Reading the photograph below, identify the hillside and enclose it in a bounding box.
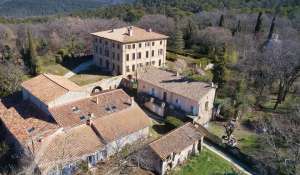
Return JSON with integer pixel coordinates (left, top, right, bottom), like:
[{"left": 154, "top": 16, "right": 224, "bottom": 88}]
[{"left": 0, "top": 0, "right": 132, "bottom": 17}]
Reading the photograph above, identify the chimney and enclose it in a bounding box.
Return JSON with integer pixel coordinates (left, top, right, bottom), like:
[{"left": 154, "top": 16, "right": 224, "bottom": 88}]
[
  {"left": 147, "top": 28, "right": 152, "bottom": 32},
  {"left": 111, "top": 28, "right": 115, "bottom": 32},
  {"left": 211, "top": 82, "right": 214, "bottom": 88},
  {"left": 86, "top": 119, "right": 91, "bottom": 126},
  {"left": 128, "top": 26, "right": 133, "bottom": 36},
  {"left": 96, "top": 97, "right": 99, "bottom": 104},
  {"left": 176, "top": 72, "right": 179, "bottom": 77},
  {"left": 130, "top": 97, "right": 135, "bottom": 106}
]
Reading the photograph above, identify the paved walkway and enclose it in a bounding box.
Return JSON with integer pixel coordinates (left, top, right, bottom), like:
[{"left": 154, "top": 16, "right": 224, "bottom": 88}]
[
  {"left": 63, "top": 60, "right": 93, "bottom": 78},
  {"left": 203, "top": 141, "right": 254, "bottom": 175}
]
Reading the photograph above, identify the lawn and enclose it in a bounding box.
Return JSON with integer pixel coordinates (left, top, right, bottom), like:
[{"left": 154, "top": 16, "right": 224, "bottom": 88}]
[
  {"left": 171, "top": 148, "right": 244, "bottom": 175},
  {"left": 40, "top": 63, "right": 70, "bottom": 76},
  {"left": 207, "top": 122, "right": 262, "bottom": 156},
  {"left": 69, "top": 65, "right": 112, "bottom": 86}
]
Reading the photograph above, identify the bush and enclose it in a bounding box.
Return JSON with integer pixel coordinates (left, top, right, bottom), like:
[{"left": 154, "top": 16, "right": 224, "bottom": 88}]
[{"left": 165, "top": 116, "right": 184, "bottom": 128}]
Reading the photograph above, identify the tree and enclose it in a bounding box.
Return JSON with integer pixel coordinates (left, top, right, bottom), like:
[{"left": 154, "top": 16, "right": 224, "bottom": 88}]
[
  {"left": 267, "top": 17, "right": 276, "bottom": 40},
  {"left": 260, "top": 106, "right": 300, "bottom": 174},
  {"left": 212, "top": 46, "right": 226, "bottom": 87},
  {"left": 219, "top": 14, "right": 224, "bottom": 27},
  {"left": 27, "top": 30, "right": 39, "bottom": 75},
  {"left": 254, "top": 12, "right": 263, "bottom": 35},
  {"left": 0, "top": 60, "right": 24, "bottom": 97},
  {"left": 171, "top": 28, "right": 185, "bottom": 52}
]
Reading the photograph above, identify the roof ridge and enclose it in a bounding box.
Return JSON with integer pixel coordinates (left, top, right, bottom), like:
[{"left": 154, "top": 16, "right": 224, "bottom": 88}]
[
  {"left": 149, "top": 122, "right": 192, "bottom": 146},
  {"left": 42, "top": 74, "right": 70, "bottom": 91}
]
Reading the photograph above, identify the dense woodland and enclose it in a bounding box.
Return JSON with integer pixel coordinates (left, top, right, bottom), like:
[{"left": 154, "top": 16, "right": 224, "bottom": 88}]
[{"left": 0, "top": 0, "right": 299, "bottom": 174}]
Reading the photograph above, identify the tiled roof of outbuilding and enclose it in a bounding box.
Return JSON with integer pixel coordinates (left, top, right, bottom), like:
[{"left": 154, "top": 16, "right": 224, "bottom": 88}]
[{"left": 149, "top": 122, "right": 203, "bottom": 160}]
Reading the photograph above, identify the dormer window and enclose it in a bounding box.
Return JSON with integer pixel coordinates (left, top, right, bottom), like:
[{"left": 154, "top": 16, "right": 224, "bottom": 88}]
[{"left": 72, "top": 106, "right": 80, "bottom": 113}]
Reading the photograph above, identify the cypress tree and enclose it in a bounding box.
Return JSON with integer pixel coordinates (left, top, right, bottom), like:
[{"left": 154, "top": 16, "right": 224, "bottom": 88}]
[
  {"left": 268, "top": 17, "right": 276, "bottom": 40},
  {"left": 27, "top": 30, "right": 38, "bottom": 75},
  {"left": 172, "top": 28, "right": 185, "bottom": 52},
  {"left": 254, "top": 12, "right": 263, "bottom": 34},
  {"left": 219, "top": 14, "right": 224, "bottom": 27}
]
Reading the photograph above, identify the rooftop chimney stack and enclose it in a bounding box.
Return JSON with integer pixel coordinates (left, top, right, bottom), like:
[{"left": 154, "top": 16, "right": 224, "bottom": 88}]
[
  {"left": 128, "top": 26, "right": 133, "bottom": 36},
  {"left": 147, "top": 28, "right": 152, "bottom": 32},
  {"left": 96, "top": 97, "right": 99, "bottom": 104},
  {"left": 130, "top": 97, "right": 135, "bottom": 106}
]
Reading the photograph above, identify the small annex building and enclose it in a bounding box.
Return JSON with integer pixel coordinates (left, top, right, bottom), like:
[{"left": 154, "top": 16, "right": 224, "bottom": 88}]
[{"left": 148, "top": 123, "right": 203, "bottom": 175}]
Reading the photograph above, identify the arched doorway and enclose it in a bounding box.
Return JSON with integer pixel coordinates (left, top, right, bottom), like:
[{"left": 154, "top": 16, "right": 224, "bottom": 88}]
[{"left": 91, "top": 86, "right": 103, "bottom": 95}]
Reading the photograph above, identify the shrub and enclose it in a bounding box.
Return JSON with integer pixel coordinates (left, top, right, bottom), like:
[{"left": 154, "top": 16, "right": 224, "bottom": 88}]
[{"left": 165, "top": 116, "right": 184, "bottom": 128}]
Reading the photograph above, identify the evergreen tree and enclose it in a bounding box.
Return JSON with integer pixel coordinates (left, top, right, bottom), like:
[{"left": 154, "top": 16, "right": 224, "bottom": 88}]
[
  {"left": 254, "top": 12, "right": 263, "bottom": 34},
  {"left": 219, "top": 14, "right": 224, "bottom": 27},
  {"left": 27, "top": 30, "right": 38, "bottom": 75},
  {"left": 171, "top": 28, "right": 185, "bottom": 52},
  {"left": 268, "top": 17, "right": 276, "bottom": 40},
  {"left": 212, "top": 46, "right": 226, "bottom": 87}
]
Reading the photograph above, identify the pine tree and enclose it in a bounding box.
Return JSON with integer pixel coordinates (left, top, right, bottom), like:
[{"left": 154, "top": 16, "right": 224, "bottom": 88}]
[
  {"left": 254, "top": 12, "right": 263, "bottom": 34},
  {"left": 268, "top": 17, "right": 276, "bottom": 40},
  {"left": 219, "top": 14, "right": 224, "bottom": 27},
  {"left": 27, "top": 30, "right": 38, "bottom": 75}
]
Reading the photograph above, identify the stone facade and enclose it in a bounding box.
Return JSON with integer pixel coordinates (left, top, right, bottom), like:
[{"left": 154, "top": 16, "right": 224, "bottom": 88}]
[
  {"left": 138, "top": 80, "right": 216, "bottom": 124},
  {"left": 91, "top": 27, "right": 168, "bottom": 76}
]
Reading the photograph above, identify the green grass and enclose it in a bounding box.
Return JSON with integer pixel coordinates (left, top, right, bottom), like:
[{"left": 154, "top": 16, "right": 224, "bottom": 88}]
[
  {"left": 207, "top": 122, "right": 262, "bottom": 156},
  {"left": 171, "top": 148, "right": 244, "bottom": 175},
  {"left": 69, "top": 65, "right": 112, "bottom": 86},
  {"left": 40, "top": 63, "right": 70, "bottom": 76}
]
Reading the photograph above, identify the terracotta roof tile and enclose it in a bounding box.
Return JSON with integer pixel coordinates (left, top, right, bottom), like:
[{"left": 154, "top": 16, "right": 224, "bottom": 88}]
[
  {"left": 21, "top": 74, "right": 80, "bottom": 104},
  {"left": 91, "top": 104, "right": 151, "bottom": 143},
  {"left": 91, "top": 26, "right": 168, "bottom": 43},
  {"left": 138, "top": 67, "right": 214, "bottom": 101},
  {"left": 149, "top": 123, "right": 203, "bottom": 160},
  {"left": 37, "top": 125, "right": 104, "bottom": 170},
  {"left": 49, "top": 89, "right": 132, "bottom": 128}
]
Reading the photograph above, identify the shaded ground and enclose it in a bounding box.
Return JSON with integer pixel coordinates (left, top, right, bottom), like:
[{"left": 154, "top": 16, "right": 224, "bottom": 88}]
[{"left": 69, "top": 65, "right": 112, "bottom": 86}]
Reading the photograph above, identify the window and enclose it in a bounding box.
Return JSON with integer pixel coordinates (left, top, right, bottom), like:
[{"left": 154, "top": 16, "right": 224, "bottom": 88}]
[
  {"left": 132, "top": 53, "right": 136, "bottom": 60},
  {"left": 151, "top": 61, "right": 155, "bottom": 65},
  {"left": 99, "top": 58, "right": 102, "bottom": 66},
  {"left": 99, "top": 39, "right": 102, "bottom": 44},
  {"left": 145, "top": 42, "right": 150, "bottom": 47},
  {"left": 99, "top": 47, "right": 103, "bottom": 55},
  {"left": 138, "top": 52, "right": 142, "bottom": 59},
  {"left": 132, "top": 44, "right": 135, "bottom": 49},
  {"left": 132, "top": 65, "right": 135, "bottom": 72},
  {"left": 117, "top": 53, "right": 120, "bottom": 61},
  {"left": 146, "top": 62, "right": 149, "bottom": 66},
  {"left": 151, "top": 88, "right": 155, "bottom": 96},
  {"left": 152, "top": 50, "right": 155, "bottom": 57},
  {"left": 191, "top": 106, "right": 194, "bottom": 113},
  {"left": 139, "top": 43, "right": 142, "bottom": 48},
  {"left": 105, "top": 41, "right": 108, "bottom": 45},
  {"left": 159, "top": 59, "right": 161, "bottom": 66},
  {"left": 158, "top": 49, "right": 163, "bottom": 55},
  {"left": 105, "top": 49, "right": 109, "bottom": 57},
  {"left": 205, "top": 101, "right": 209, "bottom": 111},
  {"left": 126, "top": 66, "right": 130, "bottom": 72},
  {"left": 117, "top": 44, "right": 120, "bottom": 49},
  {"left": 112, "top": 52, "right": 115, "bottom": 60},
  {"left": 160, "top": 40, "right": 162, "bottom": 45},
  {"left": 127, "top": 45, "right": 131, "bottom": 49},
  {"left": 146, "top": 51, "right": 149, "bottom": 58},
  {"left": 126, "top": 54, "right": 129, "bottom": 61},
  {"left": 112, "top": 43, "right": 115, "bottom": 48},
  {"left": 152, "top": 42, "right": 155, "bottom": 46}
]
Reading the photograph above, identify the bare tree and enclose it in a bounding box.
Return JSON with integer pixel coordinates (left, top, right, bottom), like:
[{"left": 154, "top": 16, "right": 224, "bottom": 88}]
[{"left": 260, "top": 106, "right": 300, "bottom": 174}]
